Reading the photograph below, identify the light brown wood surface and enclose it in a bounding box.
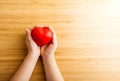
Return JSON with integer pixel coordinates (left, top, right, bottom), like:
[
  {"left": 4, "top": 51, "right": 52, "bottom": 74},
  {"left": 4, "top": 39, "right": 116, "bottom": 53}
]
[{"left": 0, "top": 0, "right": 120, "bottom": 81}]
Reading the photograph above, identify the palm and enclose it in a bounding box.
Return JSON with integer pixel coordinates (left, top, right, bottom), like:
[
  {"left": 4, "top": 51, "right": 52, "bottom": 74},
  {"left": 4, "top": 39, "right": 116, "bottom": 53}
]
[{"left": 40, "top": 44, "right": 56, "bottom": 56}]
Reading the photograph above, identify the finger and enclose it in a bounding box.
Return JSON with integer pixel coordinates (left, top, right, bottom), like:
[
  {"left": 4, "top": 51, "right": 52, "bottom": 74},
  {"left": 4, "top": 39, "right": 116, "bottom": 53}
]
[
  {"left": 39, "top": 25, "right": 44, "bottom": 28},
  {"left": 48, "top": 26, "right": 57, "bottom": 46},
  {"left": 48, "top": 26, "right": 55, "bottom": 33},
  {"left": 26, "top": 28, "right": 30, "bottom": 36},
  {"left": 35, "top": 24, "right": 40, "bottom": 28},
  {"left": 25, "top": 29, "right": 29, "bottom": 41},
  {"left": 35, "top": 24, "right": 44, "bottom": 28},
  {"left": 26, "top": 29, "right": 33, "bottom": 41},
  {"left": 25, "top": 29, "right": 29, "bottom": 47},
  {"left": 52, "top": 33, "right": 57, "bottom": 46},
  {"left": 41, "top": 44, "right": 48, "bottom": 50}
]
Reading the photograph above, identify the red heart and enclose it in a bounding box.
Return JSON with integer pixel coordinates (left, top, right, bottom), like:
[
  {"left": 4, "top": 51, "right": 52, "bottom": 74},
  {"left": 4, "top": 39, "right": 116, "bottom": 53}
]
[{"left": 31, "top": 25, "right": 53, "bottom": 46}]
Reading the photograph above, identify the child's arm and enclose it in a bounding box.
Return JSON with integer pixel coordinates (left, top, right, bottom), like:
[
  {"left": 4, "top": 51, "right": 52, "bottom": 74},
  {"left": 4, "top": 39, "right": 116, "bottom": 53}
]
[
  {"left": 40, "top": 27, "right": 64, "bottom": 81},
  {"left": 42, "top": 54, "right": 64, "bottom": 81},
  {"left": 10, "top": 29, "right": 40, "bottom": 81}
]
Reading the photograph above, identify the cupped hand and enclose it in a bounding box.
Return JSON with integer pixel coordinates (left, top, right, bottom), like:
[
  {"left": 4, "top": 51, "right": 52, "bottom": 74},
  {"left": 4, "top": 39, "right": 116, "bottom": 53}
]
[
  {"left": 26, "top": 29, "right": 40, "bottom": 56},
  {"left": 40, "top": 27, "right": 57, "bottom": 58}
]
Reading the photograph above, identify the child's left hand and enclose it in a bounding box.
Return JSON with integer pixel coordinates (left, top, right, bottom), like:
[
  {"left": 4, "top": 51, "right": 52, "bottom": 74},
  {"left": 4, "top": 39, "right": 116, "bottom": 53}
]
[{"left": 26, "top": 29, "right": 40, "bottom": 56}]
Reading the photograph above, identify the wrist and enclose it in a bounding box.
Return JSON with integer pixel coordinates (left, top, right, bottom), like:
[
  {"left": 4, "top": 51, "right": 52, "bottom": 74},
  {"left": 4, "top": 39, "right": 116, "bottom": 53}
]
[
  {"left": 42, "top": 54, "right": 56, "bottom": 67},
  {"left": 42, "top": 53, "right": 55, "bottom": 61}
]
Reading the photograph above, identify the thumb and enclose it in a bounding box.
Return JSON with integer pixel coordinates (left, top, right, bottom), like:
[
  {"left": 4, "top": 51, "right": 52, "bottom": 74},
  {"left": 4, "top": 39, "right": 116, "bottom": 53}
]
[{"left": 26, "top": 29, "right": 32, "bottom": 41}]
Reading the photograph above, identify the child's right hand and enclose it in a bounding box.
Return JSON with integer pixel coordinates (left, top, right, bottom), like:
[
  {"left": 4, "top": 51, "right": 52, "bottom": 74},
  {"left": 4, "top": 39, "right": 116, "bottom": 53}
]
[{"left": 40, "top": 27, "right": 57, "bottom": 58}]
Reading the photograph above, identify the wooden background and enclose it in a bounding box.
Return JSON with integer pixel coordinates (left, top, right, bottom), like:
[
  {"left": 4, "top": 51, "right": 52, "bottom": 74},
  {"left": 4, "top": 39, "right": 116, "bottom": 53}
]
[{"left": 0, "top": 0, "right": 120, "bottom": 81}]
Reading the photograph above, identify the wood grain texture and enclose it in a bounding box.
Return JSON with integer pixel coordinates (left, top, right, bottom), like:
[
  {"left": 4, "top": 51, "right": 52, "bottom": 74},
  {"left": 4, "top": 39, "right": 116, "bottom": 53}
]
[{"left": 0, "top": 0, "right": 120, "bottom": 81}]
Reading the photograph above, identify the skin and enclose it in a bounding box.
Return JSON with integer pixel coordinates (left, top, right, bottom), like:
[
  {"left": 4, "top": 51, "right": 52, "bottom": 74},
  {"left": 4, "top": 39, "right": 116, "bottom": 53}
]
[{"left": 10, "top": 27, "right": 64, "bottom": 81}]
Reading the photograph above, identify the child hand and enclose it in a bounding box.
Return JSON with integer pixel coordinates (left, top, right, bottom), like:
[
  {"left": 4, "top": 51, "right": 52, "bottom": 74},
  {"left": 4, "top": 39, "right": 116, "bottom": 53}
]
[
  {"left": 26, "top": 29, "right": 40, "bottom": 56},
  {"left": 40, "top": 27, "right": 57, "bottom": 58}
]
